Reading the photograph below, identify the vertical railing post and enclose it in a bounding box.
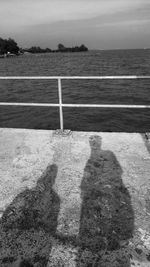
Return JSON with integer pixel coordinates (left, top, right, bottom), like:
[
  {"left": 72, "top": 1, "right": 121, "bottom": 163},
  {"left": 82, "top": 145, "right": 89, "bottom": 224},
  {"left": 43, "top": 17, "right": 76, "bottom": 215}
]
[{"left": 58, "top": 78, "right": 64, "bottom": 131}]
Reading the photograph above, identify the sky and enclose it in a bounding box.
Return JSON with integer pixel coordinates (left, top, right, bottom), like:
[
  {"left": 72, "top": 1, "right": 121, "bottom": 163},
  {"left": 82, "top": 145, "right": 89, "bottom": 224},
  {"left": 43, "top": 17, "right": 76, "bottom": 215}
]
[{"left": 0, "top": 0, "right": 150, "bottom": 50}]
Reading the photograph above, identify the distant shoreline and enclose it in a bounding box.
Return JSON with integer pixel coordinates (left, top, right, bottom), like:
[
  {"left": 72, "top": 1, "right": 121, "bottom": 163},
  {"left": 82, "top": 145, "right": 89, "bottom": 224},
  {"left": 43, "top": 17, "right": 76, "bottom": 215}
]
[
  {"left": 23, "top": 44, "right": 88, "bottom": 54},
  {"left": 1, "top": 47, "right": 150, "bottom": 59},
  {"left": 0, "top": 37, "right": 88, "bottom": 56},
  {"left": 92, "top": 48, "right": 150, "bottom": 51}
]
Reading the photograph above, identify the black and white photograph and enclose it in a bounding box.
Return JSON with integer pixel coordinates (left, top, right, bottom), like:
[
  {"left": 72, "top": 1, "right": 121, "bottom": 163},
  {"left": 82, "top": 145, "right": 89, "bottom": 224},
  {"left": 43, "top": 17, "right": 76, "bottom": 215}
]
[{"left": 0, "top": 0, "right": 150, "bottom": 266}]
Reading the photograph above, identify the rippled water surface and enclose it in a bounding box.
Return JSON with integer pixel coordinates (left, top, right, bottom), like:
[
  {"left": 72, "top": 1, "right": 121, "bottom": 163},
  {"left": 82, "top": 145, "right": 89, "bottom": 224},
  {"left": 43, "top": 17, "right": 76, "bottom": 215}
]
[{"left": 0, "top": 49, "right": 150, "bottom": 131}]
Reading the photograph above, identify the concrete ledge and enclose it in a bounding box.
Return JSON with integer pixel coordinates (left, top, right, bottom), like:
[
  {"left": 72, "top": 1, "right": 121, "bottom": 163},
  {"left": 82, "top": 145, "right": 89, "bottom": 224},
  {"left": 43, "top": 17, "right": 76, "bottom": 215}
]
[{"left": 0, "top": 128, "right": 150, "bottom": 266}]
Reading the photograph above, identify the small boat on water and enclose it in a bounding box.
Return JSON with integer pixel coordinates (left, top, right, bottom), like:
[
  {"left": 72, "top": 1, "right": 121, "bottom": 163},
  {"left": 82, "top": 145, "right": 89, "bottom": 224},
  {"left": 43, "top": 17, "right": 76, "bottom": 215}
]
[
  {"left": 0, "top": 52, "right": 17, "bottom": 58},
  {"left": 6, "top": 52, "right": 16, "bottom": 57}
]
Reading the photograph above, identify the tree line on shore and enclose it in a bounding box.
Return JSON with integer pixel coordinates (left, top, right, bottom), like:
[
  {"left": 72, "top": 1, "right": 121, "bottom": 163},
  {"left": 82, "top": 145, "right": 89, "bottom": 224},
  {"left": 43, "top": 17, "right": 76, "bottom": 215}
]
[
  {"left": 23, "top": 43, "right": 88, "bottom": 53},
  {"left": 0, "top": 37, "right": 88, "bottom": 55},
  {"left": 0, "top": 38, "right": 19, "bottom": 55}
]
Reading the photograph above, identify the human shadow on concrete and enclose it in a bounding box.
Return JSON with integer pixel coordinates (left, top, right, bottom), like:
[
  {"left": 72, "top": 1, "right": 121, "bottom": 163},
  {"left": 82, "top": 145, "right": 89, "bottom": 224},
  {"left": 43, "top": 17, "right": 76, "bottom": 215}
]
[
  {"left": 0, "top": 164, "right": 60, "bottom": 267},
  {"left": 76, "top": 135, "right": 134, "bottom": 267},
  {"left": 141, "top": 133, "right": 150, "bottom": 154}
]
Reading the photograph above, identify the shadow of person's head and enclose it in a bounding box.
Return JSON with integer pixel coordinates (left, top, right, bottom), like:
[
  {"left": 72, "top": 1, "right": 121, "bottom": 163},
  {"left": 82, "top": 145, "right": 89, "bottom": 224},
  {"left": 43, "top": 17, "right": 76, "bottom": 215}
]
[
  {"left": 89, "top": 135, "right": 102, "bottom": 150},
  {"left": 37, "top": 163, "right": 58, "bottom": 190}
]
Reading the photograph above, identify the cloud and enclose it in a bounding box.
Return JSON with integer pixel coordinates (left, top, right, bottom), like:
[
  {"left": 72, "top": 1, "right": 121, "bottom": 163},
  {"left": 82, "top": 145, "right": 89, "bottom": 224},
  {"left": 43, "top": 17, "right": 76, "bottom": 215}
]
[
  {"left": 0, "top": 0, "right": 149, "bottom": 29},
  {"left": 0, "top": 0, "right": 150, "bottom": 49}
]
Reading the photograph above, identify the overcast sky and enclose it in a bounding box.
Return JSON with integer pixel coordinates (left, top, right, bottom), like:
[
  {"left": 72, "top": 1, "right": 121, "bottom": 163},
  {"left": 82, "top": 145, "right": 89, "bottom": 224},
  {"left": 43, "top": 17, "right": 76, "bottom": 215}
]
[{"left": 0, "top": 0, "right": 150, "bottom": 49}]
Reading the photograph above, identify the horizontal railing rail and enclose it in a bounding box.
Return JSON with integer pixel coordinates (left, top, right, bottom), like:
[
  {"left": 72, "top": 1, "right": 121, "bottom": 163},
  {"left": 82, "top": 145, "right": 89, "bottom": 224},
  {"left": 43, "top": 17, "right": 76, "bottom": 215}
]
[
  {"left": 0, "top": 76, "right": 150, "bottom": 131},
  {"left": 0, "top": 103, "right": 150, "bottom": 109},
  {"left": 0, "top": 75, "right": 150, "bottom": 79}
]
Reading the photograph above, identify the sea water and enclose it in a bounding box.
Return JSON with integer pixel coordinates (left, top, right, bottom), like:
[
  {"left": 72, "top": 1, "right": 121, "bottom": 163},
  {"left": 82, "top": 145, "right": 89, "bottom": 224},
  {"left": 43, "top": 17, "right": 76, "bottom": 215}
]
[{"left": 0, "top": 49, "right": 150, "bottom": 132}]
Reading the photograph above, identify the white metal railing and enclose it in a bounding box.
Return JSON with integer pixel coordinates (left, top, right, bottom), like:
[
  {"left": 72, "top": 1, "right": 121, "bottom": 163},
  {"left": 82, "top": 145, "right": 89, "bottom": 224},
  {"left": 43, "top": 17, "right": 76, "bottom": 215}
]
[{"left": 0, "top": 75, "right": 150, "bottom": 131}]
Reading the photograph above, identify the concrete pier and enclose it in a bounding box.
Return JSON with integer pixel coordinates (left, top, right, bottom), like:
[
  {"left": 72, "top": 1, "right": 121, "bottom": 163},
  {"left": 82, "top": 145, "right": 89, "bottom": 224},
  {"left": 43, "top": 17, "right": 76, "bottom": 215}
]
[{"left": 0, "top": 128, "right": 150, "bottom": 266}]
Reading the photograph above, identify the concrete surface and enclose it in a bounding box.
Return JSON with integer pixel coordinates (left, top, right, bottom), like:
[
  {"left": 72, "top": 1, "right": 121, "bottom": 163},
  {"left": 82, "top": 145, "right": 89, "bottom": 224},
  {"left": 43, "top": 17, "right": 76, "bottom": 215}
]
[{"left": 0, "top": 128, "right": 150, "bottom": 266}]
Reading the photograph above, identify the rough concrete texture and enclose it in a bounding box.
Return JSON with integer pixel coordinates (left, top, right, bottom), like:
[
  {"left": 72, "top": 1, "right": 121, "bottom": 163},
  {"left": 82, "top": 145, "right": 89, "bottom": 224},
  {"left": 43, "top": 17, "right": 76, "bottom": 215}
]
[{"left": 0, "top": 128, "right": 150, "bottom": 267}]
